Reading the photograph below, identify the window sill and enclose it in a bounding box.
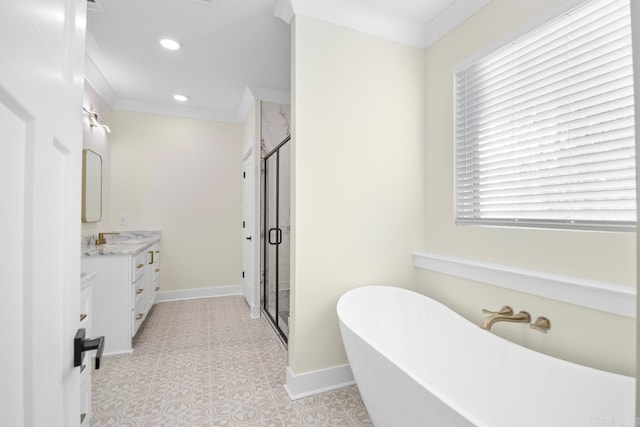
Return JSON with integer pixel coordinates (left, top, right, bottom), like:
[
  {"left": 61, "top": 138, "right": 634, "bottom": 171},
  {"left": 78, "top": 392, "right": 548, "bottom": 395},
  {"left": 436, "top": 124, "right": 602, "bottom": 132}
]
[{"left": 413, "top": 252, "right": 635, "bottom": 318}]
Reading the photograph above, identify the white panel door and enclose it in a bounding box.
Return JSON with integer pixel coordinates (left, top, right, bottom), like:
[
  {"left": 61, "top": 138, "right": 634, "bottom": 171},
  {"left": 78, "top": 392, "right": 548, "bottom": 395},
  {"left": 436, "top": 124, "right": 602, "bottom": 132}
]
[
  {"left": 242, "top": 152, "right": 256, "bottom": 315},
  {"left": 0, "top": 1, "right": 86, "bottom": 426}
]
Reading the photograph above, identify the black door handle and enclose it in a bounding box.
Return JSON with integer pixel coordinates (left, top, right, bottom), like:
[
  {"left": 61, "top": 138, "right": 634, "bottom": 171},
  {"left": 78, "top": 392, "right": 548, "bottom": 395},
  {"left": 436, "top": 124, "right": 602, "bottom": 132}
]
[
  {"left": 268, "top": 228, "right": 283, "bottom": 245},
  {"left": 74, "top": 328, "right": 105, "bottom": 370},
  {"left": 246, "top": 236, "right": 252, "bottom": 241}
]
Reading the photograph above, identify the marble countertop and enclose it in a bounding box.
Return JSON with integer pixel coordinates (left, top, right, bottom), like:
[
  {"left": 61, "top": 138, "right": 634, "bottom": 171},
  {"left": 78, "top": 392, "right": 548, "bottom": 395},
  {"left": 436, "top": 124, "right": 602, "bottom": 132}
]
[{"left": 81, "top": 230, "right": 160, "bottom": 257}]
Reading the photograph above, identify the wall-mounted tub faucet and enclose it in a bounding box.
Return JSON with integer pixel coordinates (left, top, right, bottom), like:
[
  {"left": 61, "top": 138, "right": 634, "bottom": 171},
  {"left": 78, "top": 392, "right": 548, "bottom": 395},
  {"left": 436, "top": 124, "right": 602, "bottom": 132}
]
[
  {"left": 481, "top": 306, "right": 513, "bottom": 316},
  {"left": 480, "top": 308, "right": 531, "bottom": 331},
  {"left": 530, "top": 316, "right": 551, "bottom": 333}
]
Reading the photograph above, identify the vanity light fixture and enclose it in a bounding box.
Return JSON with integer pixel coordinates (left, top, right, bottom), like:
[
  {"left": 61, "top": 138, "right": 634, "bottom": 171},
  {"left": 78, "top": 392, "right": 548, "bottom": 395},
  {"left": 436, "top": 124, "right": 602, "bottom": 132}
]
[
  {"left": 173, "top": 94, "right": 188, "bottom": 102},
  {"left": 83, "top": 107, "right": 111, "bottom": 133},
  {"left": 159, "top": 38, "right": 180, "bottom": 50}
]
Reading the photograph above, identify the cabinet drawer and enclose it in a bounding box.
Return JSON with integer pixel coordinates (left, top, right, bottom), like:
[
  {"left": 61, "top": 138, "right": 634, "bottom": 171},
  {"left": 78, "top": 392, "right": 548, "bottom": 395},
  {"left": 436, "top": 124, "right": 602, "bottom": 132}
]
[
  {"left": 132, "top": 296, "right": 146, "bottom": 336},
  {"left": 131, "top": 275, "right": 145, "bottom": 310},
  {"left": 133, "top": 252, "right": 146, "bottom": 282}
]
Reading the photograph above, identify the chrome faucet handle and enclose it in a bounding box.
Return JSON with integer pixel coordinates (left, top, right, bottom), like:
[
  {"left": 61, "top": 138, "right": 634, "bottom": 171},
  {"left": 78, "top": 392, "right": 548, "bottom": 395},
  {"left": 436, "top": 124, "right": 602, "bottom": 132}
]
[
  {"left": 482, "top": 306, "right": 513, "bottom": 316},
  {"left": 530, "top": 316, "right": 551, "bottom": 333}
]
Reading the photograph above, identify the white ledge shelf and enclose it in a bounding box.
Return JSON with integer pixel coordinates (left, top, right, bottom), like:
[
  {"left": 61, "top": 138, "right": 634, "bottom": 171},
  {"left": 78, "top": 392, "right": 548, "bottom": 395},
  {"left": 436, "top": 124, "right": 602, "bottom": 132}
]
[{"left": 413, "top": 252, "right": 635, "bottom": 318}]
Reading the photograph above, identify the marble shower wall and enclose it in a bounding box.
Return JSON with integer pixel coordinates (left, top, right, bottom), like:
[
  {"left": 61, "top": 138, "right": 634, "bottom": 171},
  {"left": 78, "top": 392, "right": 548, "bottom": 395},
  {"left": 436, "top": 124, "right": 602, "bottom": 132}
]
[
  {"left": 261, "top": 101, "right": 290, "bottom": 156},
  {"left": 260, "top": 101, "right": 291, "bottom": 311}
]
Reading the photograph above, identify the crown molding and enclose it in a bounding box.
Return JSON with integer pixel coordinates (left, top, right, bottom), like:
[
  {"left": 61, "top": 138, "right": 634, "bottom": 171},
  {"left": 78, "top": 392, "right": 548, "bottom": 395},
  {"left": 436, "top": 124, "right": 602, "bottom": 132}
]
[
  {"left": 276, "top": 0, "right": 424, "bottom": 48},
  {"left": 274, "top": 0, "right": 294, "bottom": 24},
  {"left": 85, "top": 57, "right": 289, "bottom": 124},
  {"left": 113, "top": 98, "right": 240, "bottom": 123},
  {"left": 423, "top": 0, "right": 491, "bottom": 46},
  {"left": 274, "top": 0, "right": 491, "bottom": 49},
  {"left": 84, "top": 53, "right": 118, "bottom": 107}
]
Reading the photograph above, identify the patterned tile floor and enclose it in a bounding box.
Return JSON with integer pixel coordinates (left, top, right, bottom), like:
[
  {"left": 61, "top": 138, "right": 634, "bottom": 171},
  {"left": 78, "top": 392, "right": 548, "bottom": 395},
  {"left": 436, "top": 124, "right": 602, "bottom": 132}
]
[{"left": 91, "top": 296, "right": 373, "bottom": 426}]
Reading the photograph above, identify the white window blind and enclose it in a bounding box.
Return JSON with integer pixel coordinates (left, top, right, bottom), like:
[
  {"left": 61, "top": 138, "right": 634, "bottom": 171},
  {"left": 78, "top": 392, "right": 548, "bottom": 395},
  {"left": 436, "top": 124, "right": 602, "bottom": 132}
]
[{"left": 454, "top": 0, "right": 636, "bottom": 231}]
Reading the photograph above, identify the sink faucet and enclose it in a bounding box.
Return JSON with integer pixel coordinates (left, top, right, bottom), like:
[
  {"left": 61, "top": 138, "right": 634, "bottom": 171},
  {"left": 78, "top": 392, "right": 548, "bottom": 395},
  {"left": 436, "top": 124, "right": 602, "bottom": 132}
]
[
  {"left": 96, "top": 232, "right": 119, "bottom": 246},
  {"left": 480, "top": 306, "right": 531, "bottom": 331}
]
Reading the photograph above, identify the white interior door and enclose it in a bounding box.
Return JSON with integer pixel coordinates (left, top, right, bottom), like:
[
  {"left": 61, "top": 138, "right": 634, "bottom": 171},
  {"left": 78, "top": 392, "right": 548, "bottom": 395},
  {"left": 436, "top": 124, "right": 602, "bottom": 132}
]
[
  {"left": 242, "top": 151, "right": 257, "bottom": 317},
  {"left": 0, "top": 1, "right": 86, "bottom": 426}
]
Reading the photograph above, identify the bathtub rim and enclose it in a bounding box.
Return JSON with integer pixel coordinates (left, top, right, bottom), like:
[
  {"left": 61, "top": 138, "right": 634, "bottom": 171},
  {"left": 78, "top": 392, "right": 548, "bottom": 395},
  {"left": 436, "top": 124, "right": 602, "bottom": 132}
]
[
  {"left": 337, "top": 285, "right": 634, "bottom": 427},
  {"left": 338, "top": 285, "right": 485, "bottom": 426}
]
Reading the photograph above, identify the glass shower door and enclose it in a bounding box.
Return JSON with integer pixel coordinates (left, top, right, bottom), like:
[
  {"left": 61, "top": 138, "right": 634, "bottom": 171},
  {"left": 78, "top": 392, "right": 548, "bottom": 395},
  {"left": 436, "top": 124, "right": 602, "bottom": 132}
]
[
  {"left": 263, "top": 137, "right": 290, "bottom": 342},
  {"left": 265, "top": 153, "right": 278, "bottom": 326}
]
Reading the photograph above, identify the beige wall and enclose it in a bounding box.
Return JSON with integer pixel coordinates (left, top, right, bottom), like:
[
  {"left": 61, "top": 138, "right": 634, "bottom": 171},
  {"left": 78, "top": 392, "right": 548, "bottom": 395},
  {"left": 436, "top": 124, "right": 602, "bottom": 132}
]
[
  {"left": 290, "top": 15, "right": 426, "bottom": 373},
  {"left": 421, "top": 0, "right": 636, "bottom": 375},
  {"left": 81, "top": 80, "right": 112, "bottom": 239},
  {"left": 109, "top": 111, "right": 243, "bottom": 292}
]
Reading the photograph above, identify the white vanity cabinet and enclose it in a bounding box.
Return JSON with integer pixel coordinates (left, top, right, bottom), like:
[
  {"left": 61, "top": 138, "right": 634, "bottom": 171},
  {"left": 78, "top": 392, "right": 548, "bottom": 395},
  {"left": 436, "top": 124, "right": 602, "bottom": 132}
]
[
  {"left": 82, "top": 241, "right": 160, "bottom": 355},
  {"left": 131, "top": 250, "right": 149, "bottom": 337}
]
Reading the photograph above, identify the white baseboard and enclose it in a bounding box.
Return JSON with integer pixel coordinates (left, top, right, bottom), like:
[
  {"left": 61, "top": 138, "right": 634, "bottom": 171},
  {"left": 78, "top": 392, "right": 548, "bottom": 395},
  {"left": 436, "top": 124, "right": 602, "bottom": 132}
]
[
  {"left": 156, "top": 285, "right": 242, "bottom": 303},
  {"left": 102, "top": 349, "right": 133, "bottom": 357},
  {"left": 284, "top": 364, "right": 355, "bottom": 400},
  {"left": 249, "top": 304, "right": 261, "bottom": 319},
  {"left": 413, "top": 252, "right": 635, "bottom": 318}
]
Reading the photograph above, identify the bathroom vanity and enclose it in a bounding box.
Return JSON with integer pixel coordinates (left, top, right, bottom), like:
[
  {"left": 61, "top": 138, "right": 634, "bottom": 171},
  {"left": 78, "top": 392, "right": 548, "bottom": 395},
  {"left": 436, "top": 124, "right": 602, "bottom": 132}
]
[{"left": 81, "top": 231, "right": 161, "bottom": 355}]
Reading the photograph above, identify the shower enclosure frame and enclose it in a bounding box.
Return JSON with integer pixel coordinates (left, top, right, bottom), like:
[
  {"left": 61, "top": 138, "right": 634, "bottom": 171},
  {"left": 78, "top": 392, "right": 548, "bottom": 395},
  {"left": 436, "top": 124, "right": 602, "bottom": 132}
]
[{"left": 262, "top": 135, "right": 291, "bottom": 344}]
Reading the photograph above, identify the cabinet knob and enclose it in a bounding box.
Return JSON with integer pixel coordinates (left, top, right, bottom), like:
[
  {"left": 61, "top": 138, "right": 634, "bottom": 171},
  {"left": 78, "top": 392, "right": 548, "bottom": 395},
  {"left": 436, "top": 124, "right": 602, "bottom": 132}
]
[
  {"left": 136, "top": 313, "right": 143, "bottom": 320},
  {"left": 80, "top": 313, "right": 87, "bottom": 322},
  {"left": 136, "top": 288, "right": 144, "bottom": 295},
  {"left": 155, "top": 286, "right": 160, "bottom": 291},
  {"left": 136, "top": 263, "right": 144, "bottom": 269},
  {"left": 155, "top": 268, "right": 160, "bottom": 273}
]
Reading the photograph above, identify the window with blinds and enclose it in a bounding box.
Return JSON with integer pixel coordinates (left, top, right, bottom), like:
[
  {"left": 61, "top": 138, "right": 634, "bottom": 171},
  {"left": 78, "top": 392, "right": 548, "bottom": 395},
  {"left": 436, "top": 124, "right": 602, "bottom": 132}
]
[{"left": 454, "top": 0, "right": 636, "bottom": 231}]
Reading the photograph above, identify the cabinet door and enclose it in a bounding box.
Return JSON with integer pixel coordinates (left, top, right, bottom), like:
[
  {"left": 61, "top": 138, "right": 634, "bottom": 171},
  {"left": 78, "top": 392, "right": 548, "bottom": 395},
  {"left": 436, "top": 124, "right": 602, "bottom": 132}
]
[{"left": 148, "top": 244, "right": 160, "bottom": 304}]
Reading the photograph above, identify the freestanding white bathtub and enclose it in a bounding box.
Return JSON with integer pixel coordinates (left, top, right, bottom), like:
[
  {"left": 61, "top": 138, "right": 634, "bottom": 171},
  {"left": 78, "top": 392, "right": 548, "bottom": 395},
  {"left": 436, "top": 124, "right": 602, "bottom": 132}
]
[{"left": 337, "top": 286, "right": 634, "bottom": 427}]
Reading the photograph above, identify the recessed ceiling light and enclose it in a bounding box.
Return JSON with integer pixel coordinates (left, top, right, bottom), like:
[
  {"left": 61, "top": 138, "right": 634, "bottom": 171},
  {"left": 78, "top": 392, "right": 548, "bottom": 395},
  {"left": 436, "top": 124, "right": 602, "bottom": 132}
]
[
  {"left": 173, "top": 94, "right": 188, "bottom": 102},
  {"left": 160, "top": 38, "right": 180, "bottom": 50}
]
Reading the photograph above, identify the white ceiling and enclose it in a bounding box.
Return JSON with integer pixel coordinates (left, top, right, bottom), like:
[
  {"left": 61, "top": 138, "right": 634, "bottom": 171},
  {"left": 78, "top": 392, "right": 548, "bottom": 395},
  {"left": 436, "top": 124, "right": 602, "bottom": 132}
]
[{"left": 86, "top": 0, "right": 489, "bottom": 123}]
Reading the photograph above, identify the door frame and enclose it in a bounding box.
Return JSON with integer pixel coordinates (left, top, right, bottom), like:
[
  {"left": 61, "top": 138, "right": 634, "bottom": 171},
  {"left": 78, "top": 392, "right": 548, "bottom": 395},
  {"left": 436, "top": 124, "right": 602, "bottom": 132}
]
[{"left": 242, "top": 146, "right": 260, "bottom": 318}]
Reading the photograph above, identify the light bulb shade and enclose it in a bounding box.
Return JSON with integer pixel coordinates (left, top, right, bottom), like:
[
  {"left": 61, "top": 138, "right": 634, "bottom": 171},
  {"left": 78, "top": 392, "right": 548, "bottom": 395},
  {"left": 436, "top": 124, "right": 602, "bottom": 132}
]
[{"left": 84, "top": 107, "right": 111, "bottom": 133}]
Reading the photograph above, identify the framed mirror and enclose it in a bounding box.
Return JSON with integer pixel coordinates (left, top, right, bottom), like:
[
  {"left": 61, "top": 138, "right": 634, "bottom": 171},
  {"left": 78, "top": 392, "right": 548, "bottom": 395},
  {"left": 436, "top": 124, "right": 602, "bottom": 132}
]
[{"left": 82, "top": 149, "right": 102, "bottom": 222}]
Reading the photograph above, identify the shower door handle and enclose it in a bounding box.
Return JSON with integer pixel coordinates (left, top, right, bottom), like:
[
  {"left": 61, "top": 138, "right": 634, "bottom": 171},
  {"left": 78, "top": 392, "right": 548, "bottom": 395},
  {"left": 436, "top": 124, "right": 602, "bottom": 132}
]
[
  {"left": 268, "top": 228, "right": 283, "bottom": 245},
  {"left": 268, "top": 228, "right": 278, "bottom": 245}
]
